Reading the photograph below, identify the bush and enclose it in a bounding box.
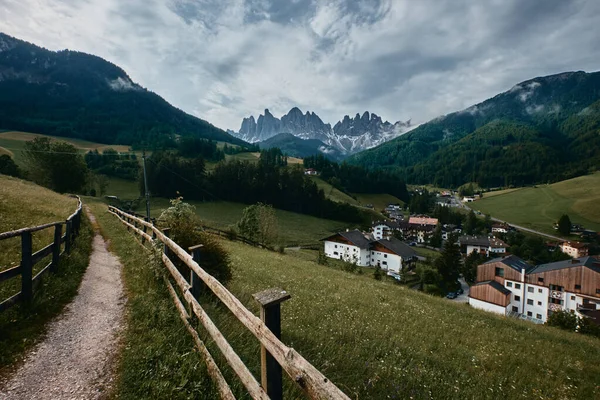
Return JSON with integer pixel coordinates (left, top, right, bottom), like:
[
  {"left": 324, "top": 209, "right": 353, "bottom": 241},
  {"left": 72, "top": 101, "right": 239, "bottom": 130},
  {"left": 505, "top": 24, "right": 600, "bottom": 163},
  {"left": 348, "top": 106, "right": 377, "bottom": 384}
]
[
  {"left": 158, "top": 197, "right": 232, "bottom": 285},
  {"left": 546, "top": 310, "right": 578, "bottom": 331},
  {"left": 373, "top": 266, "right": 383, "bottom": 280}
]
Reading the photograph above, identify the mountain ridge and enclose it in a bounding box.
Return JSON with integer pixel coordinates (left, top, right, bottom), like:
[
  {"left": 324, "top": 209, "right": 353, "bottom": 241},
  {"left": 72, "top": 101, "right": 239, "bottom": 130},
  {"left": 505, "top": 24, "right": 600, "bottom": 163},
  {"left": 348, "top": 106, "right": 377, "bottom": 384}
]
[
  {"left": 232, "top": 107, "right": 412, "bottom": 155},
  {"left": 0, "top": 32, "right": 247, "bottom": 147}
]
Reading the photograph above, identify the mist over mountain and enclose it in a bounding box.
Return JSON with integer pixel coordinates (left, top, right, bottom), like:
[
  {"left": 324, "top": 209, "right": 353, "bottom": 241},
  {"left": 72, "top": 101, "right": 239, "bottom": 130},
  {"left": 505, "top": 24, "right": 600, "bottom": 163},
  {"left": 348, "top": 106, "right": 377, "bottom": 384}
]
[{"left": 232, "top": 107, "right": 412, "bottom": 156}]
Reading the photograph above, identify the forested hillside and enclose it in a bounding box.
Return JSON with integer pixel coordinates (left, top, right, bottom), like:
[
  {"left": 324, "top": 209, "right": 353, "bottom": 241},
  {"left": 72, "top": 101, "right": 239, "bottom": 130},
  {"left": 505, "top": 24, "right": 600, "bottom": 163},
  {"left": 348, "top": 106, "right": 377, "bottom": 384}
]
[
  {"left": 0, "top": 33, "right": 246, "bottom": 147},
  {"left": 349, "top": 71, "right": 600, "bottom": 187}
]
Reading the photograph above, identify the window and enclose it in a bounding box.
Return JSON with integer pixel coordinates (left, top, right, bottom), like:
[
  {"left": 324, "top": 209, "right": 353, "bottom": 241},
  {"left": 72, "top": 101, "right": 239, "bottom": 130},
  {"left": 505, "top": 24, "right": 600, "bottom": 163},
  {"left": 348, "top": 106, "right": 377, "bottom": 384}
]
[
  {"left": 495, "top": 267, "right": 504, "bottom": 277},
  {"left": 527, "top": 311, "right": 532, "bottom": 317},
  {"left": 528, "top": 287, "right": 534, "bottom": 293},
  {"left": 571, "top": 296, "right": 575, "bottom": 301},
  {"left": 575, "top": 284, "right": 581, "bottom": 290},
  {"left": 536, "top": 314, "right": 542, "bottom": 319},
  {"left": 538, "top": 288, "right": 543, "bottom": 293},
  {"left": 512, "top": 306, "right": 518, "bottom": 312},
  {"left": 538, "top": 277, "right": 544, "bottom": 283},
  {"left": 384, "top": 254, "right": 387, "bottom": 258},
  {"left": 383, "top": 261, "right": 387, "bottom": 265},
  {"left": 333, "top": 252, "right": 339, "bottom": 256},
  {"left": 334, "top": 245, "right": 338, "bottom": 248},
  {"left": 537, "top": 301, "right": 542, "bottom": 306},
  {"left": 507, "top": 282, "right": 513, "bottom": 287},
  {"left": 527, "top": 299, "right": 534, "bottom": 305},
  {"left": 596, "top": 289, "right": 600, "bottom": 295},
  {"left": 515, "top": 283, "right": 521, "bottom": 289},
  {"left": 515, "top": 296, "right": 521, "bottom": 301}
]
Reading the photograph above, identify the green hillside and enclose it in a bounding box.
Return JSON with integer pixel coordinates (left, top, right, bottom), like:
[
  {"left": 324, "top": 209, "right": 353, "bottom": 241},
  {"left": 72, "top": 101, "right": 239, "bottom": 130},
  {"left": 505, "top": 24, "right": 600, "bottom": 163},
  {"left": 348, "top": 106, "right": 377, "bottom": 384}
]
[
  {"left": 471, "top": 172, "right": 600, "bottom": 235},
  {"left": 0, "top": 33, "right": 247, "bottom": 147},
  {"left": 259, "top": 132, "right": 343, "bottom": 160},
  {"left": 349, "top": 71, "right": 600, "bottom": 187}
]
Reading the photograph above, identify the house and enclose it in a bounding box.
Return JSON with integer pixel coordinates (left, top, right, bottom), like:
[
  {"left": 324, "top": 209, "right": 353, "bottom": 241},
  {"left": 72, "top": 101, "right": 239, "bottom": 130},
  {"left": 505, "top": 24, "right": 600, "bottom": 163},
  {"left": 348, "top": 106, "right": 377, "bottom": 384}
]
[
  {"left": 408, "top": 216, "right": 439, "bottom": 244},
  {"left": 560, "top": 241, "right": 589, "bottom": 258},
  {"left": 462, "top": 196, "right": 476, "bottom": 202},
  {"left": 468, "top": 255, "right": 600, "bottom": 323},
  {"left": 372, "top": 221, "right": 400, "bottom": 240},
  {"left": 459, "top": 236, "right": 508, "bottom": 257},
  {"left": 304, "top": 168, "right": 319, "bottom": 176},
  {"left": 491, "top": 223, "right": 510, "bottom": 234},
  {"left": 321, "top": 230, "right": 372, "bottom": 266},
  {"left": 370, "top": 238, "right": 417, "bottom": 273},
  {"left": 321, "top": 231, "right": 417, "bottom": 273}
]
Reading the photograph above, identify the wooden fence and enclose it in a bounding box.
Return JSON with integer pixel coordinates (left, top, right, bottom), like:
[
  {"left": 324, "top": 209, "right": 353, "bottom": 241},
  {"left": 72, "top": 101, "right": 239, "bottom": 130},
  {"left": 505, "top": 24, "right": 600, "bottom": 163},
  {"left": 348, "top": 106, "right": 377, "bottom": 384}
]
[
  {"left": 108, "top": 206, "right": 349, "bottom": 400},
  {"left": 0, "top": 196, "right": 83, "bottom": 312}
]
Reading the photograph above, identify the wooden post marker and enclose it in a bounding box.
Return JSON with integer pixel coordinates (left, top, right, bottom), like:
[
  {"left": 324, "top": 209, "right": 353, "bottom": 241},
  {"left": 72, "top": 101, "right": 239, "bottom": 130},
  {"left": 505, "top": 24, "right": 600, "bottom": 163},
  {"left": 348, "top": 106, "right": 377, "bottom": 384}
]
[
  {"left": 253, "top": 287, "right": 291, "bottom": 400},
  {"left": 188, "top": 244, "right": 204, "bottom": 299},
  {"left": 21, "top": 231, "right": 33, "bottom": 303},
  {"left": 51, "top": 223, "right": 62, "bottom": 272}
]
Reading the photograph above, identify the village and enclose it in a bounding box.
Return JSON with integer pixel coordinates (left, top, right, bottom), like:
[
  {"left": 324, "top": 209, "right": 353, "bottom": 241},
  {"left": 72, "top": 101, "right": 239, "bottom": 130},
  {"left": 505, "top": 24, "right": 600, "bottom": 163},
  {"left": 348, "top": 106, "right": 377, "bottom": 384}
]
[{"left": 320, "top": 192, "right": 600, "bottom": 328}]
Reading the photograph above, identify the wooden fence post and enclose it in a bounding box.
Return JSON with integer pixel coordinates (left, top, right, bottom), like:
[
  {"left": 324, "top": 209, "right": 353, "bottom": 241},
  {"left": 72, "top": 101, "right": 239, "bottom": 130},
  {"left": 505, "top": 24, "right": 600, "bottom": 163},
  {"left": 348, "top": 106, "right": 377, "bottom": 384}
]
[
  {"left": 142, "top": 225, "right": 147, "bottom": 244},
  {"left": 51, "top": 223, "right": 62, "bottom": 272},
  {"left": 253, "top": 288, "right": 291, "bottom": 400},
  {"left": 21, "top": 231, "right": 33, "bottom": 303},
  {"left": 189, "top": 245, "right": 204, "bottom": 299},
  {"left": 65, "top": 220, "right": 73, "bottom": 254},
  {"left": 163, "top": 229, "right": 171, "bottom": 259}
]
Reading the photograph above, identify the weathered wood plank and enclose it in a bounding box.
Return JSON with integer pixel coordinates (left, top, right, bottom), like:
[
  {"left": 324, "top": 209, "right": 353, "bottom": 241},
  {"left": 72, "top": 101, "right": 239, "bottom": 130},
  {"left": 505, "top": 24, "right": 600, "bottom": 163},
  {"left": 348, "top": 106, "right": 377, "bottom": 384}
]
[
  {"left": 0, "top": 222, "right": 61, "bottom": 241},
  {"left": 0, "top": 265, "right": 21, "bottom": 283},
  {"left": 31, "top": 242, "right": 54, "bottom": 265},
  {"left": 0, "top": 291, "right": 21, "bottom": 312},
  {"left": 110, "top": 207, "right": 350, "bottom": 400}
]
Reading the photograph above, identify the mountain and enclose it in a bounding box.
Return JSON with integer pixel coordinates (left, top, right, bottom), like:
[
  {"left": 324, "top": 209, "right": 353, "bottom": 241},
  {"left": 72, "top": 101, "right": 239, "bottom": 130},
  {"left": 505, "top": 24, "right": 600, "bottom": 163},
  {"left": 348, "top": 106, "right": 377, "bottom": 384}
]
[
  {"left": 0, "top": 33, "right": 247, "bottom": 147},
  {"left": 233, "top": 107, "right": 411, "bottom": 156},
  {"left": 348, "top": 71, "right": 600, "bottom": 188},
  {"left": 258, "top": 133, "right": 343, "bottom": 160}
]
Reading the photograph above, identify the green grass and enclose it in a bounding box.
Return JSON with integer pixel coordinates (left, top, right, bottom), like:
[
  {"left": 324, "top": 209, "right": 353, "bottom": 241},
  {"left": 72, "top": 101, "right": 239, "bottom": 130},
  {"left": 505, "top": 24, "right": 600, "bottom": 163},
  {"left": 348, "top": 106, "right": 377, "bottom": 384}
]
[
  {"left": 471, "top": 173, "right": 600, "bottom": 235},
  {"left": 352, "top": 193, "right": 405, "bottom": 212},
  {"left": 86, "top": 200, "right": 218, "bottom": 399},
  {"left": 413, "top": 246, "right": 440, "bottom": 260},
  {"left": 218, "top": 239, "right": 600, "bottom": 399},
  {"left": 145, "top": 198, "right": 351, "bottom": 247},
  {"left": 105, "top": 177, "right": 140, "bottom": 200},
  {"left": 308, "top": 177, "right": 361, "bottom": 206},
  {"left": 0, "top": 205, "right": 92, "bottom": 374}
]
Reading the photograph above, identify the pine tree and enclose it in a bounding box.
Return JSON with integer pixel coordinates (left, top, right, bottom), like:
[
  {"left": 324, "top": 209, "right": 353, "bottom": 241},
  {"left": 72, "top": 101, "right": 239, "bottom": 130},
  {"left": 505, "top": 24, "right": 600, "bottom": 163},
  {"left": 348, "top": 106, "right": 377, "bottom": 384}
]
[
  {"left": 435, "top": 236, "right": 462, "bottom": 289},
  {"left": 557, "top": 214, "right": 572, "bottom": 236}
]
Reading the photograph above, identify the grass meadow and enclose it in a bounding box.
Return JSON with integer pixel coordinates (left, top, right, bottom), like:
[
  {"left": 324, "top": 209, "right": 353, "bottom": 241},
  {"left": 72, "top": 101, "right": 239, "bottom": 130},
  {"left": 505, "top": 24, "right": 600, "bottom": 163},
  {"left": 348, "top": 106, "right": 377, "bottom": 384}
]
[
  {"left": 0, "top": 177, "right": 91, "bottom": 373},
  {"left": 471, "top": 172, "right": 600, "bottom": 235},
  {"left": 352, "top": 192, "right": 405, "bottom": 211},
  {"left": 86, "top": 200, "right": 600, "bottom": 399},
  {"left": 308, "top": 176, "right": 361, "bottom": 206}
]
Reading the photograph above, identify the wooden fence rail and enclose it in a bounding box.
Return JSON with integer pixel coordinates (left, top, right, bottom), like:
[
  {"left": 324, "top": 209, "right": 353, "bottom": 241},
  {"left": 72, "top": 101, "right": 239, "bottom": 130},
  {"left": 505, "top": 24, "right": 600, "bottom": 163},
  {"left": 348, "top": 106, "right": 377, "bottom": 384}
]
[
  {"left": 109, "top": 206, "right": 349, "bottom": 400},
  {"left": 0, "top": 196, "right": 83, "bottom": 312}
]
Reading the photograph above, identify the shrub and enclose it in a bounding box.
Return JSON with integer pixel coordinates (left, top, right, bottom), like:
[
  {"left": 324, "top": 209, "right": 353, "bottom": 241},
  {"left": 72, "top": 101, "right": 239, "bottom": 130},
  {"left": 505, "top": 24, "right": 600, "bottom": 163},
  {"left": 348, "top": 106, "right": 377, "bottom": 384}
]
[
  {"left": 158, "top": 197, "right": 232, "bottom": 285},
  {"left": 373, "top": 266, "right": 383, "bottom": 280}
]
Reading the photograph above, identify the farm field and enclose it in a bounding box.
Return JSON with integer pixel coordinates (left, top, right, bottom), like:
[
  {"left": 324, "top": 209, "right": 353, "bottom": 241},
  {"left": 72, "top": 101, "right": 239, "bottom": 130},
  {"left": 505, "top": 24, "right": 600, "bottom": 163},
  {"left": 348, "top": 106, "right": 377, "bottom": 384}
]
[
  {"left": 142, "top": 197, "right": 352, "bottom": 247},
  {"left": 308, "top": 176, "right": 361, "bottom": 206},
  {"left": 0, "top": 131, "right": 133, "bottom": 165},
  {"left": 481, "top": 188, "right": 520, "bottom": 198},
  {"left": 225, "top": 151, "right": 303, "bottom": 164},
  {"left": 352, "top": 192, "right": 405, "bottom": 212},
  {"left": 470, "top": 173, "right": 600, "bottom": 235}
]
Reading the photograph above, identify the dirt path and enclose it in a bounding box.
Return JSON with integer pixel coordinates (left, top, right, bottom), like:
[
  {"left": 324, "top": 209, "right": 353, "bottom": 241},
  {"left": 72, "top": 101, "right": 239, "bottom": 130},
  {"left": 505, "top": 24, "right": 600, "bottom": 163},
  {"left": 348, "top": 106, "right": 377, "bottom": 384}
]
[{"left": 0, "top": 210, "right": 125, "bottom": 399}]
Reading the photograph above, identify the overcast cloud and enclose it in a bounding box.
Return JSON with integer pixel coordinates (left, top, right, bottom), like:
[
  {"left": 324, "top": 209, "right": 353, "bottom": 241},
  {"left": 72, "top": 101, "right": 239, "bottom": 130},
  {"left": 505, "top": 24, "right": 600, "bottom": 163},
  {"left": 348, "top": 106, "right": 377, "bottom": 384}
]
[{"left": 1, "top": 0, "right": 599, "bottom": 130}]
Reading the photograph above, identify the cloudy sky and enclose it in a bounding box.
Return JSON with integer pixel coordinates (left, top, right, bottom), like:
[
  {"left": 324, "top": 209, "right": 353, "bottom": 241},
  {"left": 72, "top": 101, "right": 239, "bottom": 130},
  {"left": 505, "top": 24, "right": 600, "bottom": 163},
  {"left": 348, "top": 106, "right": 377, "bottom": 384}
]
[{"left": 1, "top": 0, "right": 599, "bottom": 131}]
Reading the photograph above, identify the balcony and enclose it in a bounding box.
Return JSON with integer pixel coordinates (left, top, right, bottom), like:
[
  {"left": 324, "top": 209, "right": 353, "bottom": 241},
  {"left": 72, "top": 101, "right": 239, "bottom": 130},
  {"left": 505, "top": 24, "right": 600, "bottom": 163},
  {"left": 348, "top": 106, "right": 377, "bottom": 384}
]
[
  {"left": 549, "top": 303, "right": 563, "bottom": 312},
  {"left": 550, "top": 291, "right": 563, "bottom": 299}
]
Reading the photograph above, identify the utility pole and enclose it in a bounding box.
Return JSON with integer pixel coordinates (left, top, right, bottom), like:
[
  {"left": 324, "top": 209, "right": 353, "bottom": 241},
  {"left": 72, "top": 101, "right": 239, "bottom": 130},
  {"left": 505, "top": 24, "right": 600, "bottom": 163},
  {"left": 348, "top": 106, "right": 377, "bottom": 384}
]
[{"left": 142, "top": 149, "right": 151, "bottom": 222}]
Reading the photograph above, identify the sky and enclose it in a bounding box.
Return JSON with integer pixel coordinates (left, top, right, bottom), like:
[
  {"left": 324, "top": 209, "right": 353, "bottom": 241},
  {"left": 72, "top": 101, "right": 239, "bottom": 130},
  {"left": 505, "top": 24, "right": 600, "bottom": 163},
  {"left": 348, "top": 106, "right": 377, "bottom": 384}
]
[{"left": 1, "top": 0, "right": 599, "bottom": 131}]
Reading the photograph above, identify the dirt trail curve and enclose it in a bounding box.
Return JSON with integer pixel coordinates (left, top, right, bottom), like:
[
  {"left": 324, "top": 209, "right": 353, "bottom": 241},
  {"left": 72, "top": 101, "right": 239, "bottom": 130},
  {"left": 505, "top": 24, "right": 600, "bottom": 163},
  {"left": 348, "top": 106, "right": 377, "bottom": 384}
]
[{"left": 0, "top": 208, "right": 125, "bottom": 400}]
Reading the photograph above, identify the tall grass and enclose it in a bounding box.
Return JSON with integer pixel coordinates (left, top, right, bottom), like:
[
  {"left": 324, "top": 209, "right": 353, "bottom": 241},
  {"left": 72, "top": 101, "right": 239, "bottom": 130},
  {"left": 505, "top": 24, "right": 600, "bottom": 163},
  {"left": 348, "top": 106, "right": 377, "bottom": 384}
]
[{"left": 0, "top": 214, "right": 93, "bottom": 373}]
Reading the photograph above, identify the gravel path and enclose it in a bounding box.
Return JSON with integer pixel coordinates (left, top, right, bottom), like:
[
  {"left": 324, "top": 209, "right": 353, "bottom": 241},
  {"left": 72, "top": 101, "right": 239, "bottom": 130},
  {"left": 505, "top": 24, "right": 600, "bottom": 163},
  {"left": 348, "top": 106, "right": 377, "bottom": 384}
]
[{"left": 0, "top": 210, "right": 125, "bottom": 400}]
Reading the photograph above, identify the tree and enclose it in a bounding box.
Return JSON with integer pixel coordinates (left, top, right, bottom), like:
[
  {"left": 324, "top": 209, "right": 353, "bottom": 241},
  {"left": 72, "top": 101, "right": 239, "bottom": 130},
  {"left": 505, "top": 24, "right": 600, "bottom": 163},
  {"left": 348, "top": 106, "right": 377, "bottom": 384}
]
[
  {"left": 429, "top": 225, "right": 443, "bottom": 248},
  {"left": 557, "top": 214, "right": 572, "bottom": 236},
  {"left": 158, "top": 197, "right": 232, "bottom": 284},
  {"left": 462, "top": 251, "right": 485, "bottom": 284},
  {"left": 0, "top": 154, "right": 20, "bottom": 177},
  {"left": 23, "top": 137, "right": 88, "bottom": 193},
  {"left": 373, "top": 266, "right": 383, "bottom": 280},
  {"left": 237, "top": 203, "right": 279, "bottom": 245},
  {"left": 435, "top": 236, "right": 462, "bottom": 290},
  {"left": 415, "top": 262, "right": 441, "bottom": 291},
  {"left": 546, "top": 310, "right": 578, "bottom": 331},
  {"left": 464, "top": 210, "right": 478, "bottom": 235}
]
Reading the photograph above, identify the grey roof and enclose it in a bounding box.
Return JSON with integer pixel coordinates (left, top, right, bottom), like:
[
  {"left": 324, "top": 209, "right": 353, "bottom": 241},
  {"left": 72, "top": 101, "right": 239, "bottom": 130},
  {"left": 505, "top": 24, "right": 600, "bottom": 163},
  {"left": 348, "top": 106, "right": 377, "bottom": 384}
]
[
  {"left": 484, "top": 255, "right": 534, "bottom": 273},
  {"left": 528, "top": 256, "right": 600, "bottom": 275},
  {"left": 372, "top": 220, "right": 399, "bottom": 229},
  {"left": 375, "top": 237, "right": 417, "bottom": 259},
  {"left": 459, "top": 235, "right": 508, "bottom": 248},
  {"left": 474, "top": 280, "right": 512, "bottom": 295}
]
